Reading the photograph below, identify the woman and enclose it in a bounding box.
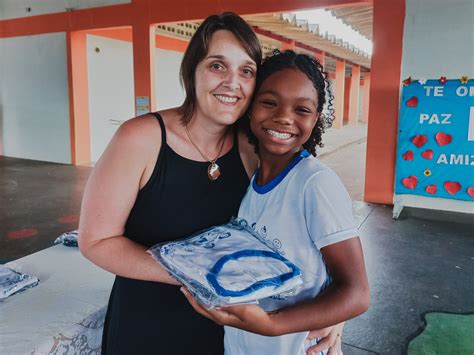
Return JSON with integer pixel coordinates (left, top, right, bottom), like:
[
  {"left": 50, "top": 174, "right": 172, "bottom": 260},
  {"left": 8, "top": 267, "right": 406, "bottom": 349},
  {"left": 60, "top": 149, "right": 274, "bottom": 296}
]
[
  {"left": 79, "top": 12, "right": 342, "bottom": 355},
  {"left": 79, "top": 12, "right": 260, "bottom": 354}
]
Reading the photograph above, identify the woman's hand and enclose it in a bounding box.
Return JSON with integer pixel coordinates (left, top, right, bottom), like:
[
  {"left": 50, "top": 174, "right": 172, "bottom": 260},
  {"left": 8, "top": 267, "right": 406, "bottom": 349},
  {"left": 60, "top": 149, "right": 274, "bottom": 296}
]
[
  {"left": 181, "top": 287, "right": 277, "bottom": 336},
  {"left": 306, "top": 322, "right": 344, "bottom": 355}
]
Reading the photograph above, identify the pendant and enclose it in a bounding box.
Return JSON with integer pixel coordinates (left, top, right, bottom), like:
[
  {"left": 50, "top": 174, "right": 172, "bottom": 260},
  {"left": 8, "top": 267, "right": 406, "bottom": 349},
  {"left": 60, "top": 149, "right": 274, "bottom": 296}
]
[{"left": 207, "top": 162, "right": 221, "bottom": 181}]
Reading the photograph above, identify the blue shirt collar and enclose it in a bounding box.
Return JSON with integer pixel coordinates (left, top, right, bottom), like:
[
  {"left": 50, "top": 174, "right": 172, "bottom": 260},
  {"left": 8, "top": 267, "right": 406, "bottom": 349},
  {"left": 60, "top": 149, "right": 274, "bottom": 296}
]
[{"left": 252, "top": 149, "right": 310, "bottom": 194}]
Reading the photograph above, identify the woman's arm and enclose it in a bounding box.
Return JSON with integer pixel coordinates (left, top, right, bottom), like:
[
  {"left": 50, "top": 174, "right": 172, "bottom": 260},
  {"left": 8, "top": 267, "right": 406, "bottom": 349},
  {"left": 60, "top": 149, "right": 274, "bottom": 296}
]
[
  {"left": 305, "top": 322, "right": 344, "bottom": 355},
  {"left": 182, "top": 236, "right": 369, "bottom": 336},
  {"left": 78, "top": 115, "right": 179, "bottom": 285}
]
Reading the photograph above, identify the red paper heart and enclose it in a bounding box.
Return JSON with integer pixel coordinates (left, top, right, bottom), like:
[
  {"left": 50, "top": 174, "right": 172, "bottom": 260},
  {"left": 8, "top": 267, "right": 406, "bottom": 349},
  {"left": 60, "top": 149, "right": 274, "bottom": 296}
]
[
  {"left": 412, "top": 135, "right": 427, "bottom": 148},
  {"left": 421, "top": 150, "right": 434, "bottom": 159},
  {"left": 406, "top": 96, "right": 418, "bottom": 107},
  {"left": 402, "top": 176, "right": 418, "bottom": 190},
  {"left": 435, "top": 132, "right": 452, "bottom": 146},
  {"left": 444, "top": 181, "right": 461, "bottom": 195},
  {"left": 467, "top": 188, "right": 474, "bottom": 198},
  {"left": 402, "top": 151, "right": 414, "bottom": 160},
  {"left": 403, "top": 77, "right": 412, "bottom": 86},
  {"left": 425, "top": 185, "right": 437, "bottom": 195}
]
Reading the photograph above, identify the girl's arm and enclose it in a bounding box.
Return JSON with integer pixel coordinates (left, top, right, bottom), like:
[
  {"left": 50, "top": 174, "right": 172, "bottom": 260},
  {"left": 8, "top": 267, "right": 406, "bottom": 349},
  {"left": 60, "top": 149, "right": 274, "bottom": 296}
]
[
  {"left": 182, "top": 236, "right": 369, "bottom": 336},
  {"left": 78, "top": 115, "right": 179, "bottom": 285},
  {"left": 269, "top": 236, "right": 370, "bottom": 335}
]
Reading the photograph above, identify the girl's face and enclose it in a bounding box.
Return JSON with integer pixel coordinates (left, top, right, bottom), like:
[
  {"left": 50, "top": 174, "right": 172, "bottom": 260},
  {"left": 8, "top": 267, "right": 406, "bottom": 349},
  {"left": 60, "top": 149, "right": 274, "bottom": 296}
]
[
  {"left": 250, "top": 68, "right": 320, "bottom": 160},
  {"left": 194, "top": 30, "right": 257, "bottom": 127}
]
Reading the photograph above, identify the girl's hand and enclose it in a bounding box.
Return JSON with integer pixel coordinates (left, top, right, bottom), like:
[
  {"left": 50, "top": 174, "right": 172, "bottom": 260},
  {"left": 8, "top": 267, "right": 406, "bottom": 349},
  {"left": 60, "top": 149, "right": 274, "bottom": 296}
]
[
  {"left": 306, "top": 322, "right": 344, "bottom": 355},
  {"left": 181, "top": 287, "right": 277, "bottom": 336}
]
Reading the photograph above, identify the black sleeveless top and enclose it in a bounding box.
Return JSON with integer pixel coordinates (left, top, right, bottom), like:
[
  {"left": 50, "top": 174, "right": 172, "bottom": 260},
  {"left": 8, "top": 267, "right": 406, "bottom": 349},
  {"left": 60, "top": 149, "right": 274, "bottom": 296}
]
[{"left": 102, "top": 113, "right": 250, "bottom": 355}]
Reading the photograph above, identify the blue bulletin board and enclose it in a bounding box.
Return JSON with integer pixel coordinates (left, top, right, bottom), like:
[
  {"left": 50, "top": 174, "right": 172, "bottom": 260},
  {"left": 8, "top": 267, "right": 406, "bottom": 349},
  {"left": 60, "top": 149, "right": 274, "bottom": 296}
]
[{"left": 395, "top": 77, "right": 474, "bottom": 202}]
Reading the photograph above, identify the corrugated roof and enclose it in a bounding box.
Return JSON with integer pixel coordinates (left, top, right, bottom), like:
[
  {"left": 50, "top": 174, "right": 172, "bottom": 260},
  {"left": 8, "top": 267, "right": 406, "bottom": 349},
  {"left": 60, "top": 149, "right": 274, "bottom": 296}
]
[
  {"left": 330, "top": 5, "right": 373, "bottom": 40},
  {"left": 243, "top": 13, "right": 371, "bottom": 69}
]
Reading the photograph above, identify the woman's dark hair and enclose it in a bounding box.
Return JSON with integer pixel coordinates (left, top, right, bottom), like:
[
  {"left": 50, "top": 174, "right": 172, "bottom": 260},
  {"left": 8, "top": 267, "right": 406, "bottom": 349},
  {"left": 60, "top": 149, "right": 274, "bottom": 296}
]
[
  {"left": 244, "top": 50, "right": 334, "bottom": 156},
  {"left": 178, "top": 12, "right": 262, "bottom": 124}
]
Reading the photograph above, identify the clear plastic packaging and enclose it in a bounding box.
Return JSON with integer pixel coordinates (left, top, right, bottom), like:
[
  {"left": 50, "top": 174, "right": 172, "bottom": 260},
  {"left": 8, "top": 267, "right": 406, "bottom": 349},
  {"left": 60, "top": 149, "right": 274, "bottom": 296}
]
[
  {"left": 148, "top": 218, "right": 303, "bottom": 308},
  {"left": 0, "top": 266, "right": 39, "bottom": 300},
  {"left": 54, "top": 230, "right": 78, "bottom": 247}
]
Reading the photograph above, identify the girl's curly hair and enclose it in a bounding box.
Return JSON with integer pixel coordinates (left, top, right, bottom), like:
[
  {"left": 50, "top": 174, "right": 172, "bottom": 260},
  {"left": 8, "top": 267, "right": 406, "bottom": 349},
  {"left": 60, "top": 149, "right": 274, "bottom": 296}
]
[{"left": 242, "top": 50, "right": 335, "bottom": 157}]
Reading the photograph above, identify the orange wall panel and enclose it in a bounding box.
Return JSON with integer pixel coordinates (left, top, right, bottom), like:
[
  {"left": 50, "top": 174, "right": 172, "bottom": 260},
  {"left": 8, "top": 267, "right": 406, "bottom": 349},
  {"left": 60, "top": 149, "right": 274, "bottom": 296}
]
[
  {"left": 66, "top": 31, "right": 91, "bottom": 164},
  {"left": 155, "top": 35, "right": 188, "bottom": 52},
  {"left": 0, "top": 4, "right": 133, "bottom": 37},
  {"left": 87, "top": 28, "right": 188, "bottom": 52},
  {"left": 316, "top": 51, "right": 326, "bottom": 68},
  {"left": 281, "top": 39, "right": 296, "bottom": 51},
  {"left": 88, "top": 27, "right": 133, "bottom": 42},
  {"left": 344, "top": 77, "right": 351, "bottom": 124},
  {"left": 361, "top": 73, "right": 371, "bottom": 123},
  {"left": 132, "top": 23, "right": 156, "bottom": 113},
  {"left": 364, "top": 0, "right": 405, "bottom": 204},
  {"left": 349, "top": 64, "right": 361, "bottom": 124},
  {"left": 333, "top": 59, "right": 346, "bottom": 129}
]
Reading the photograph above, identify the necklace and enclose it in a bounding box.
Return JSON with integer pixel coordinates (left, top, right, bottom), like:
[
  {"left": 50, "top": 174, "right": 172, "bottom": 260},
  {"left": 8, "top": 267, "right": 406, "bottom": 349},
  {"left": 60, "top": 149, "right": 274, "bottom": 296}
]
[{"left": 184, "top": 124, "right": 227, "bottom": 181}]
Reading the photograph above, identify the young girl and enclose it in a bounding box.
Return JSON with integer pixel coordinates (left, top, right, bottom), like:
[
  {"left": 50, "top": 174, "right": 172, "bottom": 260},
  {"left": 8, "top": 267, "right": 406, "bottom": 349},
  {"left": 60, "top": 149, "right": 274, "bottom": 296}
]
[{"left": 182, "top": 50, "right": 370, "bottom": 355}]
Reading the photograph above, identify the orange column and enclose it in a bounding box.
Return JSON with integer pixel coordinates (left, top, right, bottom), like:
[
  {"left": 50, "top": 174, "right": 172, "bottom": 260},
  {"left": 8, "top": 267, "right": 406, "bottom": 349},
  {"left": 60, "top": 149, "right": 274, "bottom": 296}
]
[
  {"left": 333, "top": 59, "right": 346, "bottom": 129},
  {"left": 361, "top": 73, "right": 371, "bottom": 123},
  {"left": 66, "top": 31, "right": 91, "bottom": 165},
  {"left": 364, "top": 0, "right": 405, "bottom": 204},
  {"left": 281, "top": 39, "right": 295, "bottom": 51},
  {"left": 315, "top": 51, "right": 325, "bottom": 68},
  {"left": 343, "top": 77, "right": 351, "bottom": 125},
  {"left": 348, "top": 64, "right": 361, "bottom": 125},
  {"left": 132, "top": 1, "right": 156, "bottom": 115}
]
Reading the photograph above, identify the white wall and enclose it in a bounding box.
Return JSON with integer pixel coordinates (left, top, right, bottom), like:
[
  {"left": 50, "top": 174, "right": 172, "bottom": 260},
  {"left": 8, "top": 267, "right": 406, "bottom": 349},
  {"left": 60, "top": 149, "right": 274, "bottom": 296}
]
[
  {"left": 0, "top": 0, "right": 130, "bottom": 20},
  {"left": 87, "top": 35, "right": 185, "bottom": 162},
  {"left": 155, "top": 48, "right": 185, "bottom": 110},
  {"left": 402, "top": 0, "right": 474, "bottom": 79},
  {"left": 87, "top": 35, "right": 135, "bottom": 162},
  {"left": 0, "top": 33, "right": 71, "bottom": 163}
]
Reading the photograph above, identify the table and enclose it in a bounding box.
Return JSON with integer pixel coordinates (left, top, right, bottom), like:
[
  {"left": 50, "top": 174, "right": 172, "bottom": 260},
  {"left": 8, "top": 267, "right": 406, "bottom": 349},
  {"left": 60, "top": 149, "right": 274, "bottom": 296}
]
[{"left": 1, "top": 245, "right": 114, "bottom": 354}]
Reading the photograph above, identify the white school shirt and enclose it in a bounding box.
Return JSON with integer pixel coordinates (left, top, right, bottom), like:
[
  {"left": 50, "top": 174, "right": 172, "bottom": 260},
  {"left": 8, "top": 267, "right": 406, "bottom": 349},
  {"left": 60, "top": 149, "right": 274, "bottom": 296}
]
[{"left": 224, "top": 150, "right": 359, "bottom": 355}]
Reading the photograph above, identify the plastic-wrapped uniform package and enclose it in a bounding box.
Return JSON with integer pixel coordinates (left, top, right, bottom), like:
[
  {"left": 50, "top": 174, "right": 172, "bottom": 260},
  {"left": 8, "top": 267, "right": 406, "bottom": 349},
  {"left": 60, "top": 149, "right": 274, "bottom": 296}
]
[
  {"left": 148, "top": 218, "right": 303, "bottom": 308},
  {"left": 0, "top": 266, "right": 39, "bottom": 300},
  {"left": 54, "top": 230, "right": 79, "bottom": 247}
]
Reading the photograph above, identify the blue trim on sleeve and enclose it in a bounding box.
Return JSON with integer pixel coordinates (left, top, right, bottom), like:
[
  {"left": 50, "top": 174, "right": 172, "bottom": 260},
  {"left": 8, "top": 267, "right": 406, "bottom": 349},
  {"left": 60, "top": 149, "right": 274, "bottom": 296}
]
[
  {"left": 252, "top": 149, "right": 310, "bottom": 194},
  {"left": 206, "top": 249, "right": 301, "bottom": 297}
]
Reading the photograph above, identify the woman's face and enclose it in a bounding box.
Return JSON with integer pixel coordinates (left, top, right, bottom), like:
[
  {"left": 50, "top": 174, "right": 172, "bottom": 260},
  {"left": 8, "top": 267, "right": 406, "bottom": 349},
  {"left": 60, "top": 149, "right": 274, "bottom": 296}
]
[{"left": 194, "top": 30, "right": 257, "bottom": 127}]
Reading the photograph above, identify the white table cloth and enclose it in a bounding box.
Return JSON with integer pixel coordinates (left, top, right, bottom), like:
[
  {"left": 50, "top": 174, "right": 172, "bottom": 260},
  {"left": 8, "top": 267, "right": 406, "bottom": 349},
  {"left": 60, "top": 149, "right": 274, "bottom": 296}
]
[{"left": 0, "top": 245, "right": 113, "bottom": 354}]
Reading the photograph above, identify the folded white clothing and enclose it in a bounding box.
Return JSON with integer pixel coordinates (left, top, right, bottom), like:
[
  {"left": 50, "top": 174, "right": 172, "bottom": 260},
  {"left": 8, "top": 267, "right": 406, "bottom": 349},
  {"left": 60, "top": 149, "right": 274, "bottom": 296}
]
[
  {"left": 0, "top": 266, "right": 39, "bottom": 300},
  {"left": 148, "top": 218, "right": 303, "bottom": 308}
]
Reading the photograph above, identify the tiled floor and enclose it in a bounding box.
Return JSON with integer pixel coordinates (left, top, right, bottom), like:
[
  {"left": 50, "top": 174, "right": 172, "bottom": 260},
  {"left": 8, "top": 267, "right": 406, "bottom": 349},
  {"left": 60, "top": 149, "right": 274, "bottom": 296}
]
[{"left": 1, "top": 122, "right": 473, "bottom": 354}]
